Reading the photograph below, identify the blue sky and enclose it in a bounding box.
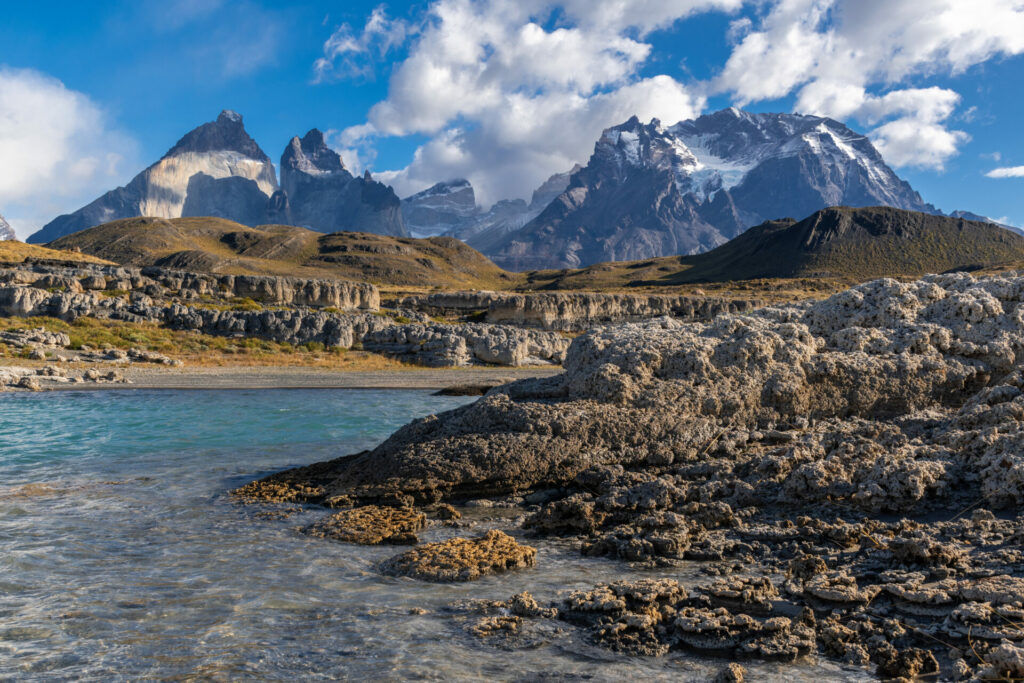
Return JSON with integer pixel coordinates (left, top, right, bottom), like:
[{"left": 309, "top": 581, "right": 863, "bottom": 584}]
[{"left": 1, "top": 0, "right": 1023, "bottom": 237}]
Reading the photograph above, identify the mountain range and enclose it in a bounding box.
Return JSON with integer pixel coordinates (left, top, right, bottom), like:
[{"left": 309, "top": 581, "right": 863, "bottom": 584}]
[
  {"left": 28, "top": 111, "right": 405, "bottom": 244},
  {"left": 26, "top": 108, "right": 1013, "bottom": 273}
]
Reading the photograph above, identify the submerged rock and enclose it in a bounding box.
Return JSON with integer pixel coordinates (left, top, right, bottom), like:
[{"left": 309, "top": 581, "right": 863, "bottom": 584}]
[
  {"left": 303, "top": 505, "right": 426, "bottom": 545},
  {"left": 379, "top": 530, "right": 536, "bottom": 582}
]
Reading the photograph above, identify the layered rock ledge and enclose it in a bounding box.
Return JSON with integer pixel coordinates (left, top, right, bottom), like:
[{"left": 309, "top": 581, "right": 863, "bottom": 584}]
[{"left": 393, "top": 291, "right": 762, "bottom": 331}]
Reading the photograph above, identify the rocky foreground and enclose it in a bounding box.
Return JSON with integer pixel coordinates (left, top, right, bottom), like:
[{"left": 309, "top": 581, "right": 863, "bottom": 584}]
[{"left": 240, "top": 272, "right": 1024, "bottom": 680}]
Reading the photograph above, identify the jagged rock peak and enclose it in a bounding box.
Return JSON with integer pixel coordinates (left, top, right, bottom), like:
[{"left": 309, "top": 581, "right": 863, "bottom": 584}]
[
  {"left": 282, "top": 129, "right": 346, "bottom": 176},
  {"left": 165, "top": 110, "right": 270, "bottom": 161},
  {"left": 0, "top": 213, "right": 15, "bottom": 241}
]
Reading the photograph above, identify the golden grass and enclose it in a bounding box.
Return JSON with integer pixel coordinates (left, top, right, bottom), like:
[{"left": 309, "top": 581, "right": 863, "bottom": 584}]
[{"left": 0, "top": 241, "right": 113, "bottom": 266}]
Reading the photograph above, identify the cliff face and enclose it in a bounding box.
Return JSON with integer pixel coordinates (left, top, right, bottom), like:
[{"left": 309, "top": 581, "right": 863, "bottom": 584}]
[
  {"left": 277, "top": 129, "right": 407, "bottom": 237},
  {"left": 30, "top": 111, "right": 278, "bottom": 243}
]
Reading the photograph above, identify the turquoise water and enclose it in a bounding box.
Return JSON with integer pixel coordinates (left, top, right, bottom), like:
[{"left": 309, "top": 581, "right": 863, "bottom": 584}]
[{"left": 0, "top": 389, "right": 869, "bottom": 681}]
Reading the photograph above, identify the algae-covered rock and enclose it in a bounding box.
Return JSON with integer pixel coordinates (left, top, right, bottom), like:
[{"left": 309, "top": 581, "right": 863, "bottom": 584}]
[
  {"left": 380, "top": 530, "right": 536, "bottom": 582},
  {"left": 303, "top": 505, "right": 426, "bottom": 545}
]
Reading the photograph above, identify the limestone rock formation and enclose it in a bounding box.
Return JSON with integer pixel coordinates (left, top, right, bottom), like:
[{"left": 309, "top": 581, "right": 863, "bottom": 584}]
[
  {"left": 395, "top": 291, "right": 761, "bottom": 332},
  {"left": 246, "top": 271, "right": 1024, "bottom": 509},
  {"left": 277, "top": 129, "right": 407, "bottom": 237},
  {"left": 0, "top": 263, "right": 567, "bottom": 367},
  {"left": 30, "top": 111, "right": 278, "bottom": 243}
]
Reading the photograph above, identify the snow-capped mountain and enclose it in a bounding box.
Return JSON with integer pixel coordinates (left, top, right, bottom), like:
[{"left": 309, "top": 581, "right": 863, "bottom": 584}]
[
  {"left": 30, "top": 111, "right": 279, "bottom": 243},
  {"left": 0, "top": 213, "right": 15, "bottom": 241},
  {"left": 274, "top": 129, "right": 406, "bottom": 237},
  {"left": 402, "top": 180, "right": 477, "bottom": 238},
  {"left": 484, "top": 109, "right": 935, "bottom": 271}
]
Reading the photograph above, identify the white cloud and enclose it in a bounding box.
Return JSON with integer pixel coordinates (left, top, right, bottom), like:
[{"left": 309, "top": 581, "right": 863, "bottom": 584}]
[
  {"left": 0, "top": 67, "right": 138, "bottom": 239},
  {"left": 333, "top": 0, "right": 730, "bottom": 205},
  {"left": 716, "top": 0, "right": 1024, "bottom": 170},
  {"left": 314, "top": 6, "right": 413, "bottom": 82},
  {"left": 986, "top": 166, "right": 1024, "bottom": 178}
]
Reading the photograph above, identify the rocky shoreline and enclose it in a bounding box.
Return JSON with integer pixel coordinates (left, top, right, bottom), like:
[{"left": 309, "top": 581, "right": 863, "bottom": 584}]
[{"left": 239, "top": 272, "right": 1024, "bottom": 681}]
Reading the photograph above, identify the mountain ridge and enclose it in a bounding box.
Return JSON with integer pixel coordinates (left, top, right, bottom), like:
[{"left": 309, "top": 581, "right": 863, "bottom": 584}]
[{"left": 483, "top": 109, "right": 935, "bottom": 270}]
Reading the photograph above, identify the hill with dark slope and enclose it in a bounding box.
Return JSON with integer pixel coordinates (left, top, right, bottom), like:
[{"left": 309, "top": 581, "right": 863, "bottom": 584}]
[
  {"left": 48, "top": 217, "right": 513, "bottom": 290},
  {"left": 524, "top": 207, "right": 1024, "bottom": 289}
]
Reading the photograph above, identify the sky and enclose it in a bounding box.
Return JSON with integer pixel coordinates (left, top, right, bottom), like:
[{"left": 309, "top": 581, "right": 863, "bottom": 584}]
[{"left": 1, "top": 0, "right": 1024, "bottom": 239}]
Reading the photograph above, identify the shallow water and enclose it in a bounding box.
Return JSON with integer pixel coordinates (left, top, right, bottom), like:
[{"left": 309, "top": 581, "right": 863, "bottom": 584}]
[{"left": 0, "top": 389, "right": 870, "bottom": 681}]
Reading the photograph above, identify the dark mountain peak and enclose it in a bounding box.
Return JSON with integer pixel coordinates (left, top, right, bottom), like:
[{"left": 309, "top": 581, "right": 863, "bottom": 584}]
[
  {"left": 218, "top": 110, "right": 243, "bottom": 124},
  {"left": 165, "top": 111, "right": 270, "bottom": 161},
  {"left": 282, "top": 129, "right": 346, "bottom": 175}
]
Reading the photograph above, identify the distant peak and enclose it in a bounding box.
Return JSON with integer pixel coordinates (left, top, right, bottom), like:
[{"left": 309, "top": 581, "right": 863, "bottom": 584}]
[{"left": 218, "top": 110, "right": 243, "bottom": 124}]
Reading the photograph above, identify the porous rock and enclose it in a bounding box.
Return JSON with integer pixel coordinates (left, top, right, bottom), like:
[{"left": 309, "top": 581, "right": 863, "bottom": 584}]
[
  {"left": 379, "top": 530, "right": 536, "bottom": 582},
  {"left": 303, "top": 505, "right": 426, "bottom": 545}
]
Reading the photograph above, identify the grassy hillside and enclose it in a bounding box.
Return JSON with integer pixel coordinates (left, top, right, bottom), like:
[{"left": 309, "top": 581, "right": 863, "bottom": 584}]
[
  {"left": 0, "top": 240, "right": 114, "bottom": 266},
  {"left": 48, "top": 217, "right": 516, "bottom": 291}
]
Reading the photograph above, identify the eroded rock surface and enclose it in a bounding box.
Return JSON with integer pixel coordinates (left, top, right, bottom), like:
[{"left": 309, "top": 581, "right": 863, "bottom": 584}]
[
  {"left": 249, "top": 272, "right": 1024, "bottom": 507},
  {"left": 244, "top": 271, "right": 1024, "bottom": 678},
  {"left": 394, "top": 291, "right": 762, "bottom": 332}
]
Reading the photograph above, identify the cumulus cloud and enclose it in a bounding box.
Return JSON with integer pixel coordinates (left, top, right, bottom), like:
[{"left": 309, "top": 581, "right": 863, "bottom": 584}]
[
  {"left": 330, "top": 0, "right": 734, "bottom": 204},
  {"left": 716, "top": 0, "right": 1024, "bottom": 169},
  {"left": 986, "top": 166, "right": 1024, "bottom": 178},
  {"left": 0, "top": 67, "right": 137, "bottom": 239}
]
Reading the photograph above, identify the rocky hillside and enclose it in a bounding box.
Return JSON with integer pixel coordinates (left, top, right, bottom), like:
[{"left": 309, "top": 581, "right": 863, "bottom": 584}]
[
  {"left": 485, "top": 109, "right": 934, "bottom": 270},
  {"left": 528, "top": 207, "right": 1024, "bottom": 289},
  {"left": 46, "top": 216, "right": 514, "bottom": 289}
]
